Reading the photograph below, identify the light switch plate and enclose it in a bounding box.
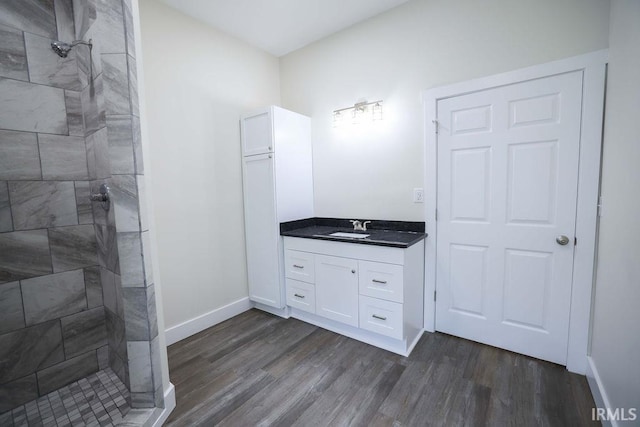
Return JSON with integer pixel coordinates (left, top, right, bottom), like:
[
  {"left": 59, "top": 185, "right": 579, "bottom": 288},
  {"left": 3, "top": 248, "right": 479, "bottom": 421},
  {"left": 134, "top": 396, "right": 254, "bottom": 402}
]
[{"left": 413, "top": 188, "right": 424, "bottom": 203}]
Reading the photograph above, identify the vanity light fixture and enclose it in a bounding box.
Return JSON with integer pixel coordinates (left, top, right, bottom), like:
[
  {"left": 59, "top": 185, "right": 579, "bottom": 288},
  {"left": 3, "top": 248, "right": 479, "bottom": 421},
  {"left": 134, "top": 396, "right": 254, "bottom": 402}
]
[{"left": 332, "top": 100, "right": 383, "bottom": 127}]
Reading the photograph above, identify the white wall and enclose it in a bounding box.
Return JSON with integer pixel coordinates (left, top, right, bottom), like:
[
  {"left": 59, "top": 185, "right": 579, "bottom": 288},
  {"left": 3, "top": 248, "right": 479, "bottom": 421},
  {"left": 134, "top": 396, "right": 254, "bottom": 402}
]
[
  {"left": 589, "top": 0, "right": 640, "bottom": 418},
  {"left": 138, "top": 0, "right": 280, "bottom": 330},
  {"left": 280, "top": 0, "right": 610, "bottom": 221},
  {"left": 140, "top": 0, "right": 612, "bottom": 340}
]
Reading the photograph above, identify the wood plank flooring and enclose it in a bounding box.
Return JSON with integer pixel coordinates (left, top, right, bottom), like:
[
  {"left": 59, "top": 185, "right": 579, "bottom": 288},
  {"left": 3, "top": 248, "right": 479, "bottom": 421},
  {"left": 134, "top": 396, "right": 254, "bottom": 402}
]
[{"left": 166, "top": 309, "right": 598, "bottom": 426}]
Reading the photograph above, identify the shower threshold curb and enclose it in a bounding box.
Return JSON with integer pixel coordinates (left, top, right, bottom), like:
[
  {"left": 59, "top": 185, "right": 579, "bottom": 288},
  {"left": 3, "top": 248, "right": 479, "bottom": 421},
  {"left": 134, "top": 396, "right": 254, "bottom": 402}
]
[{"left": 120, "top": 384, "right": 175, "bottom": 427}]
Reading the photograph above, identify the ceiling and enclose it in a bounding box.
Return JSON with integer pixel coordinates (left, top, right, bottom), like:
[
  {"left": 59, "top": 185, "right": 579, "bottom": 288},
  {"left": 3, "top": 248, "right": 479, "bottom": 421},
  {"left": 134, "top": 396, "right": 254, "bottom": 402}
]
[{"left": 158, "top": 0, "right": 411, "bottom": 57}]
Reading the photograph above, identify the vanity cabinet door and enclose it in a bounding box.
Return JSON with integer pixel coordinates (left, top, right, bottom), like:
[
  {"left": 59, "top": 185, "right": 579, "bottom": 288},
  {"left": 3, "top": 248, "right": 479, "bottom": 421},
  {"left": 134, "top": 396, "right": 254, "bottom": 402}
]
[{"left": 315, "top": 254, "right": 359, "bottom": 327}]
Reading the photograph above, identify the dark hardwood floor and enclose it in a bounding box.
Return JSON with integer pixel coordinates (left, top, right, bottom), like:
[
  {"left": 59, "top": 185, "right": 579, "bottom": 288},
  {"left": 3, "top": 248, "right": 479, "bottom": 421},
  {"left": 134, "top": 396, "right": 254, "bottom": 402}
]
[{"left": 166, "top": 309, "right": 598, "bottom": 426}]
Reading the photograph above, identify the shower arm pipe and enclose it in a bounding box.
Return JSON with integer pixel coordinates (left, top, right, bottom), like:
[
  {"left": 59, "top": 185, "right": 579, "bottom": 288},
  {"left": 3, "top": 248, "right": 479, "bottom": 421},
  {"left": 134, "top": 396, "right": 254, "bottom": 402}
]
[
  {"left": 66, "top": 39, "right": 92, "bottom": 79},
  {"left": 69, "top": 40, "right": 93, "bottom": 48},
  {"left": 78, "top": 39, "right": 94, "bottom": 81}
]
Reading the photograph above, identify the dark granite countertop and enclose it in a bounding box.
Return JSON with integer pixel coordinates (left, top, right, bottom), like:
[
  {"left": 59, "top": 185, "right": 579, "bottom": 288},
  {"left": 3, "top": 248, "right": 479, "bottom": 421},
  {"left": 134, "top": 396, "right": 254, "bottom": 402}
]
[{"left": 280, "top": 217, "right": 427, "bottom": 248}]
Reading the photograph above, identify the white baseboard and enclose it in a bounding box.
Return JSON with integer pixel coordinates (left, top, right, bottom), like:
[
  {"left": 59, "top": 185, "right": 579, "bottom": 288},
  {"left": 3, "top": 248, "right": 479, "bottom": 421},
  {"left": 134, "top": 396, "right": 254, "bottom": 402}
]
[
  {"left": 406, "top": 328, "right": 425, "bottom": 356},
  {"left": 289, "top": 308, "right": 421, "bottom": 357},
  {"left": 165, "top": 297, "right": 252, "bottom": 345},
  {"left": 586, "top": 356, "right": 615, "bottom": 427},
  {"left": 150, "top": 383, "right": 176, "bottom": 427},
  {"left": 252, "top": 301, "right": 290, "bottom": 318}
]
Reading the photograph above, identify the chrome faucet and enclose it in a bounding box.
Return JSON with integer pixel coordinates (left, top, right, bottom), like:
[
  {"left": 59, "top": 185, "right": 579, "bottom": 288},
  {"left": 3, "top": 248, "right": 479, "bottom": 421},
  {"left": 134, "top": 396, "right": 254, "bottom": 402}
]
[{"left": 350, "top": 220, "right": 372, "bottom": 231}]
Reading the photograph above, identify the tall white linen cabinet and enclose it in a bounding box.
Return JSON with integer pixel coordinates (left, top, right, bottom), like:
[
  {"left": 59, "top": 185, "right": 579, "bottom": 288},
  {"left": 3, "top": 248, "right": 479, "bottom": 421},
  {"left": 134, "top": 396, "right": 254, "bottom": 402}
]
[{"left": 240, "top": 106, "right": 314, "bottom": 310}]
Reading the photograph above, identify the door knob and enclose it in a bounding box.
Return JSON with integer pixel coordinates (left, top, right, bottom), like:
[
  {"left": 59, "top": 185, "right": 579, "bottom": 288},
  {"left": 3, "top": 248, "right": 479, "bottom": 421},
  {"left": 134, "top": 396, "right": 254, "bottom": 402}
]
[{"left": 556, "top": 235, "right": 570, "bottom": 246}]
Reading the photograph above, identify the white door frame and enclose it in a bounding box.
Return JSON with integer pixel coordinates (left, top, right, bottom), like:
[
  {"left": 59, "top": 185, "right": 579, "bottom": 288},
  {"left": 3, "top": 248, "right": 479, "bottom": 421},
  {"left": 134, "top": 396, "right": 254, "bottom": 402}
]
[{"left": 422, "top": 50, "right": 608, "bottom": 374}]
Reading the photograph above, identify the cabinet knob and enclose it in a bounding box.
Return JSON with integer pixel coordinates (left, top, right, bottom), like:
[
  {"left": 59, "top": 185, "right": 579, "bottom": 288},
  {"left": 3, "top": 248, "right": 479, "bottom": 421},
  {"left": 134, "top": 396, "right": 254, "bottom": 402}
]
[{"left": 351, "top": 269, "right": 356, "bottom": 274}]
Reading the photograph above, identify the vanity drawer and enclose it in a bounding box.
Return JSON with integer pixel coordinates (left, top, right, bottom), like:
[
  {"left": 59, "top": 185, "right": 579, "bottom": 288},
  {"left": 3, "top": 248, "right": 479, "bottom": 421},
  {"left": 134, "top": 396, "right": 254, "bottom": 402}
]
[
  {"left": 285, "top": 250, "right": 315, "bottom": 283},
  {"left": 358, "top": 296, "right": 403, "bottom": 340},
  {"left": 286, "top": 279, "right": 316, "bottom": 314},
  {"left": 358, "top": 260, "right": 403, "bottom": 303}
]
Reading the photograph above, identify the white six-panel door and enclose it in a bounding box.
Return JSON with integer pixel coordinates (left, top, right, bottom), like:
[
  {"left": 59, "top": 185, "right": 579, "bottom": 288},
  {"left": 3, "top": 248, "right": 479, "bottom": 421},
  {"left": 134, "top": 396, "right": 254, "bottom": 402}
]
[{"left": 435, "top": 71, "right": 583, "bottom": 364}]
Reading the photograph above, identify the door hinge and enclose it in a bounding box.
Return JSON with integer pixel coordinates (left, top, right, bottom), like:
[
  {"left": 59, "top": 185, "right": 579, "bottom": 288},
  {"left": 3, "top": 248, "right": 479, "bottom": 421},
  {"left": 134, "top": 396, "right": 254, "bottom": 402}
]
[
  {"left": 434, "top": 290, "right": 437, "bottom": 301},
  {"left": 575, "top": 237, "right": 577, "bottom": 246},
  {"left": 432, "top": 119, "right": 439, "bottom": 134},
  {"left": 597, "top": 196, "right": 604, "bottom": 217}
]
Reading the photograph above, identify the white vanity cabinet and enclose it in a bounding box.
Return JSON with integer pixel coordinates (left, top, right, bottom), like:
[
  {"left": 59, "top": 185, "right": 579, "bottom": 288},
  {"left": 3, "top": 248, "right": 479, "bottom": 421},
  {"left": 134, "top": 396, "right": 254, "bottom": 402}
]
[{"left": 283, "top": 236, "right": 425, "bottom": 356}]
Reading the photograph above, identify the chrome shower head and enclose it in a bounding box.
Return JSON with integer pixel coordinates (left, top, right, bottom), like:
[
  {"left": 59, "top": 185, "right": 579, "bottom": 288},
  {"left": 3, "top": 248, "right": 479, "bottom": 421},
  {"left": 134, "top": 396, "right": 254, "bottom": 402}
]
[
  {"left": 51, "top": 39, "right": 92, "bottom": 58},
  {"left": 51, "top": 41, "right": 73, "bottom": 57}
]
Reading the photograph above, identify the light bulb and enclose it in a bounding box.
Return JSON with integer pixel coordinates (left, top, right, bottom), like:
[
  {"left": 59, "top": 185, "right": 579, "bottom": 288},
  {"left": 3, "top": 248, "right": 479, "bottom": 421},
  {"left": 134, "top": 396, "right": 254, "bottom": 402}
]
[
  {"left": 372, "top": 102, "right": 383, "bottom": 121},
  {"left": 352, "top": 108, "right": 361, "bottom": 124},
  {"left": 333, "top": 111, "right": 343, "bottom": 127}
]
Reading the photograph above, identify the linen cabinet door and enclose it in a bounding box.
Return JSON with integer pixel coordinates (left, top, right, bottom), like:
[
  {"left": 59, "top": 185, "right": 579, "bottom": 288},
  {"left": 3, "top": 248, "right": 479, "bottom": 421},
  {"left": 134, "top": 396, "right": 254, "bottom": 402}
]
[
  {"left": 242, "top": 154, "right": 281, "bottom": 308},
  {"left": 241, "top": 109, "right": 273, "bottom": 156},
  {"left": 315, "top": 254, "right": 359, "bottom": 327}
]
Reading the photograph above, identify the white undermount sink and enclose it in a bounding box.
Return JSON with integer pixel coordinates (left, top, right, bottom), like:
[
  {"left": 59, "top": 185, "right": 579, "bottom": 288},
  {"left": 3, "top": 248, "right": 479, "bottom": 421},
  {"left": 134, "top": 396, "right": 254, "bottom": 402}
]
[{"left": 330, "top": 232, "right": 370, "bottom": 239}]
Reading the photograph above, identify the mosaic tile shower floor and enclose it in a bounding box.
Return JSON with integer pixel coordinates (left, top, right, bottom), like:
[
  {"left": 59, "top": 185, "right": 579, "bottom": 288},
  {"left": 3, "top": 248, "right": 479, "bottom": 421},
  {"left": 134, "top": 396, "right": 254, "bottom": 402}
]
[{"left": 0, "top": 369, "right": 130, "bottom": 427}]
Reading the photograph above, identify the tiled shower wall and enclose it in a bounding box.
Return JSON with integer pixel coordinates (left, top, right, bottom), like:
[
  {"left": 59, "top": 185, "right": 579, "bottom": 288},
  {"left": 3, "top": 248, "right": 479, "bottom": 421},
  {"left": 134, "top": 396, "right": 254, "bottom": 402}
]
[
  {"left": 0, "top": 0, "right": 109, "bottom": 413},
  {"left": 0, "top": 0, "right": 163, "bottom": 413}
]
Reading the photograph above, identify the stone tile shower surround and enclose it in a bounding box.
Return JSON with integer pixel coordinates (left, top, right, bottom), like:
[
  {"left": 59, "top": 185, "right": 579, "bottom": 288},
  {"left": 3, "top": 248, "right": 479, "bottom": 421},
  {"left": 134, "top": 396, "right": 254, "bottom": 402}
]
[{"left": 0, "top": 0, "right": 164, "bottom": 415}]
